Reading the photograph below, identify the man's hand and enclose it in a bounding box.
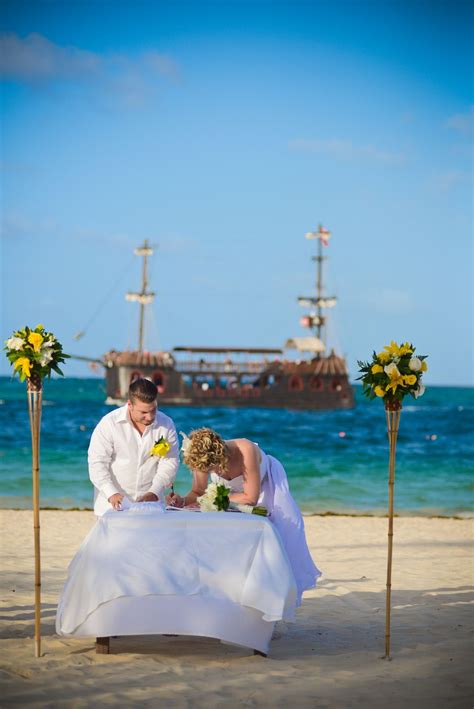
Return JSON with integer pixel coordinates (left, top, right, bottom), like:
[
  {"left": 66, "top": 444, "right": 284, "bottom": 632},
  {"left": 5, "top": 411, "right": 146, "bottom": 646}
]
[
  {"left": 137, "top": 492, "right": 159, "bottom": 502},
  {"left": 108, "top": 493, "right": 124, "bottom": 510}
]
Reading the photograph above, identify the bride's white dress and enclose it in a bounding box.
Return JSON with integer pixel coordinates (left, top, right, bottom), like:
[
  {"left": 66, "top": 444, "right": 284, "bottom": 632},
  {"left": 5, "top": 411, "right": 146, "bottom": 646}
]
[{"left": 214, "top": 446, "right": 321, "bottom": 604}]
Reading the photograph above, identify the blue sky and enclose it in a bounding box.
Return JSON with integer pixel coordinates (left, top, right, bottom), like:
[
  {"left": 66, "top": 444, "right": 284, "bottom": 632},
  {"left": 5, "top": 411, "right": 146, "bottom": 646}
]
[{"left": 1, "top": 0, "right": 472, "bottom": 385}]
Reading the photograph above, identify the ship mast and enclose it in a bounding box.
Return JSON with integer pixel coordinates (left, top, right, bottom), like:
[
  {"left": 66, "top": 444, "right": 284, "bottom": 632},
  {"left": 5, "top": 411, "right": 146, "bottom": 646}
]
[
  {"left": 315, "top": 232, "right": 324, "bottom": 341},
  {"left": 298, "top": 224, "right": 337, "bottom": 352},
  {"left": 125, "top": 240, "right": 155, "bottom": 352}
]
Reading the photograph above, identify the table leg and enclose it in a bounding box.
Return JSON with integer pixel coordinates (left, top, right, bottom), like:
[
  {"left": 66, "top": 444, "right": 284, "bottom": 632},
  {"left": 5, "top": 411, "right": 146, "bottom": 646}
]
[{"left": 96, "top": 637, "right": 110, "bottom": 654}]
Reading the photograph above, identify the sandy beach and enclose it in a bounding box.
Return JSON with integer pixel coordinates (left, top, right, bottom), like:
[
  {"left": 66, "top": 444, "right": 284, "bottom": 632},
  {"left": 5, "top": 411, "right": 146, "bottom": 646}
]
[{"left": 1, "top": 510, "right": 472, "bottom": 708}]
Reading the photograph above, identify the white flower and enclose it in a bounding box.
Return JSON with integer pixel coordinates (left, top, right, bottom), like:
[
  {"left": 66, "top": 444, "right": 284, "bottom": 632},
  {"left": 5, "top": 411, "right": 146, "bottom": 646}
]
[
  {"left": 413, "top": 382, "right": 425, "bottom": 399},
  {"left": 180, "top": 431, "right": 192, "bottom": 455},
  {"left": 207, "top": 481, "right": 219, "bottom": 495},
  {"left": 6, "top": 336, "right": 24, "bottom": 351},
  {"left": 209, "top": 472, "right": 231, "bottom": 488},
  {"left": 39, "top": 350, "right": 54, "bottom": 367},
  {"left": 42, "top": 338, "right": 56, "bottom": 348},
  {"left": 408, "top": 357, "right": 422, "bottom": 372},
  {"left": 197, "top": 478, "right": 231, "bottom": 512},
  {"left": 384, "top": 362, "right": 400, "bottom": 377},
  {"left": 197, "top": 491, "right": 217, "bottom": 512}
]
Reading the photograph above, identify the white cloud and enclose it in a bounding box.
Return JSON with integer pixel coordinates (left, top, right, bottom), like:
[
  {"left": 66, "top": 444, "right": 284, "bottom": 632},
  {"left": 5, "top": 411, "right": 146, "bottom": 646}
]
[
  {"left": 0, "top": 211, "right": 58, "bottom": 239},
  {"left": 431, "top": 169, "right": 469, "bottom": 194},
  {"left": 0, "top": 32, "right": 100, "bottom": 81},
  {"left": 289, "top": 138, "right": 406, "bottom": 166},
  {"left": 0, "top": 32, "right": 180, "bottom": 106},
  {"left": 143, "top": 51, "right": 180, "bottom": 81},
  {"left": 0, "top": 212, "right": 137, "bottom": 247},
  {"left": 445, "top": 106, "right": 474, "bottom": 137}
]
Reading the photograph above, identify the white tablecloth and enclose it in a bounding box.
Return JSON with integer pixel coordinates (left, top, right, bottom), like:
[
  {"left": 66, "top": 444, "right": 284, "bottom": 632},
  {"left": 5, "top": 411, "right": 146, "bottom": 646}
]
[{"left": 56, "top": 507, "right": 297, "bottom": 637}]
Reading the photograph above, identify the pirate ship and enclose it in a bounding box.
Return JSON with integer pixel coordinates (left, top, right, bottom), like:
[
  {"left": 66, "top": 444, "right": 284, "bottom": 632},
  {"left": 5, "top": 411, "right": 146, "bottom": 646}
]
[{"left": 76, "top": 227, "right": 354, "bottom": 410}]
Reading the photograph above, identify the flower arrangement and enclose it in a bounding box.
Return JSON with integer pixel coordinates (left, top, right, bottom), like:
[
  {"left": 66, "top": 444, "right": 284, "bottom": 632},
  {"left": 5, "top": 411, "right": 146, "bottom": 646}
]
[
  {"left": 197, "top": 479, "right": 231, "bottom": 512},
  {"left": 5, "top": 324, "right": 69, "bottom": 383},
  {"left": 357, "top": 340, "right": 428, "bottom": 407},
  {"left": 150, "top": 436, "right": 171, "bottom": 457},
  {"left": 4, "top": 323, "right": 68, "bottom": 658}
]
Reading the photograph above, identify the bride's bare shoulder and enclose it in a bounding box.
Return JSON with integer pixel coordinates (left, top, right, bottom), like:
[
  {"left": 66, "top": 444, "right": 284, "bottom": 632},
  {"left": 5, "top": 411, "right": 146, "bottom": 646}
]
[
  {"left": 230, "top": 437, "right": 252, "bottom": 446},
  {"left": 231, "top": 438, "right": 258, "bottom": 455}
]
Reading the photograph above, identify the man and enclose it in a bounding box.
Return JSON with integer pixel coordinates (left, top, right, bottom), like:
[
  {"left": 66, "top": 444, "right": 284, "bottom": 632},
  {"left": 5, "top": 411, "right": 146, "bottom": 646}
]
[{"left": 88, "top": 378, "right": 179, "bottom": 515}]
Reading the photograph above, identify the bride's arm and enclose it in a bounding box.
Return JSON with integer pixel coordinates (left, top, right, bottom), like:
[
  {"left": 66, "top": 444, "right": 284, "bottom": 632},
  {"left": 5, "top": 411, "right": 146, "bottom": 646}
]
[
  {"left": 166, "top": 469, "right": 208, "bottom": 507},
  {"left": 229, "top": 440, "right": 261, "bottom": 506}
]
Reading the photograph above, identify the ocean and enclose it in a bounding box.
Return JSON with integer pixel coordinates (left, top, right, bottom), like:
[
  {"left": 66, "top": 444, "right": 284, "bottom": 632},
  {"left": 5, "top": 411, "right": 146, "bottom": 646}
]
[{"left": 0, "top": 376, "right": 472, "bottom": 516}]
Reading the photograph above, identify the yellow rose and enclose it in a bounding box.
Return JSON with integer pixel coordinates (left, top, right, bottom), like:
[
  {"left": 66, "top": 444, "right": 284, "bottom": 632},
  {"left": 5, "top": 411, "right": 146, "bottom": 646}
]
[
  {"left": 377, "top": 351, "right": 391, "bottom": 364},
  {"left": 14, "top": 357, "right": 32, "bottom": 378},
  {"left": 404, "top": 374, "right": 417, "bottom": 386},
  {"left": 150, "top": 437, "right": 171, "bottom": 457},
  {"left": 28, "top": 332, "right": 44, "bottom": 353},
  {"left": 371, "top": 364, "right": 384, "bottom": 374},
  {"left": 421, "top": 361, "right": 428, "bottom": 372},
  {"left": 374, "top": 385, "right": 385, "bottom": 397}
]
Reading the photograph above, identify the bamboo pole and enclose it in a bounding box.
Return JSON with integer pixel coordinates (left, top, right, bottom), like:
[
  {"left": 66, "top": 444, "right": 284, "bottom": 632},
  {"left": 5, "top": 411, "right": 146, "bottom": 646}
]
[
  {"left": 384, "top": 403, "right": 401, "bottom": 659},
  {"left": 27, "top": 375, "right": 43, "bottom": 658}
]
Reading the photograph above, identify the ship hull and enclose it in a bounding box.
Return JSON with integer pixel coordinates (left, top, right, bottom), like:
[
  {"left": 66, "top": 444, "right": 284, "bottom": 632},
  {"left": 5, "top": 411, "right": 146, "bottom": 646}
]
[{"left": 104, "top": 360, "right": 355, "bottom": 411}]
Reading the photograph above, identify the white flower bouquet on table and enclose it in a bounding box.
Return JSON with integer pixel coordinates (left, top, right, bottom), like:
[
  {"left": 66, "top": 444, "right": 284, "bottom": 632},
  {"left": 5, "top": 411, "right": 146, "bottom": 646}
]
[
  {"left": 197, "top": 474, "right": 269, "bottom": 516},
  {"left": 197, "top": 478, "right": 231, "bottom": 512}
]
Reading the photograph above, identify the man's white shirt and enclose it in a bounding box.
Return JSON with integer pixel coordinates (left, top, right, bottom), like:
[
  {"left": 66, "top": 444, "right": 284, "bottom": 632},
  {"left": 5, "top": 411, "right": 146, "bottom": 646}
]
[{"left": 88, "top": 405, "right": 179, "bottom": 515}]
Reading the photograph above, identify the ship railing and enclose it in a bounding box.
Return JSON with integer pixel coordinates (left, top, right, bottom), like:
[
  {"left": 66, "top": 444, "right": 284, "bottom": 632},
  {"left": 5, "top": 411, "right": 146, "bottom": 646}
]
[{"left": 175, "top": 360, "right": 274, "bottom": 375}]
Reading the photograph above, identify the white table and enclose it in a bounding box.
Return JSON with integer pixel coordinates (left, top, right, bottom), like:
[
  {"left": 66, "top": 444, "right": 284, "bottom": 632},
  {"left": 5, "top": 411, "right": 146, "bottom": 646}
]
[{"left": 56, "top": 506, "right": 297, "bottom": 655}]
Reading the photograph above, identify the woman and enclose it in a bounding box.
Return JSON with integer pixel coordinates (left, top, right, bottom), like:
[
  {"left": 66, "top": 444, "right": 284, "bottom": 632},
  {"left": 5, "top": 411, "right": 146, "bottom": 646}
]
[{"left": 166, "top": 428, "right": 321, "bottom": 604}]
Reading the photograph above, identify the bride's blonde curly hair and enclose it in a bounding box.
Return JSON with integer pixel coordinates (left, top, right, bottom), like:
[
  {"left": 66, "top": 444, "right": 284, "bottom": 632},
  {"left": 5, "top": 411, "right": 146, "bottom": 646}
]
[{"left": 183, "top": 428, "right": 229, "bottom": 474}]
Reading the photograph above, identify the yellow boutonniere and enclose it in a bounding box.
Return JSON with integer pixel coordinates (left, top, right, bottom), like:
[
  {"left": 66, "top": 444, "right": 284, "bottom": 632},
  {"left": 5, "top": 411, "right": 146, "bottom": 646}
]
[{"left": 150, "top": 436, "right": 171, "bottom": 457}]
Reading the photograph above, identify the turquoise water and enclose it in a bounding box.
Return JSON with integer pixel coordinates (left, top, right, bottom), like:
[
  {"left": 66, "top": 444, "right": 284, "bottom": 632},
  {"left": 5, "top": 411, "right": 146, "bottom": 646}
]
[{"left": 0, "top": 376, "right": 472, "bottom": 516}]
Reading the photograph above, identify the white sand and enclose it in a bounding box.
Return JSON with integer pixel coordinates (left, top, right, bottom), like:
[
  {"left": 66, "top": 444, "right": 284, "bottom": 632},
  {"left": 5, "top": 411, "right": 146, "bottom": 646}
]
[{"left": 1, "top": 511, "right": 473, "bottom": 708}]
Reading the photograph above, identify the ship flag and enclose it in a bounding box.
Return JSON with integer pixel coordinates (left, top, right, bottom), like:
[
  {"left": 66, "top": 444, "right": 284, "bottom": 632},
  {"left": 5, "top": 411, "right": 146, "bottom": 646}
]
[{"left": 305, "top": 224, "right": 331, "bottom": 246}]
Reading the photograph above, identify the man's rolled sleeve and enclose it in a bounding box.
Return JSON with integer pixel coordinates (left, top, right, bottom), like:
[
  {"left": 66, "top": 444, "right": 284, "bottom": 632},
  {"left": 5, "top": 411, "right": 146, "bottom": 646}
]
[
  {"left": 88, "top": 421, "right": 119, "bottom": 501},
  {"left": 148, "top": 424, "right": 180, "bottom": 496}
]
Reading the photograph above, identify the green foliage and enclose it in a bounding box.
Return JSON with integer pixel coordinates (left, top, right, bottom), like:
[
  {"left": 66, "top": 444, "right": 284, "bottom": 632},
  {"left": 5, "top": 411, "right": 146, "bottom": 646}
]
[{"left": 214, "top": 484, "right": 230, "bottom": 511}]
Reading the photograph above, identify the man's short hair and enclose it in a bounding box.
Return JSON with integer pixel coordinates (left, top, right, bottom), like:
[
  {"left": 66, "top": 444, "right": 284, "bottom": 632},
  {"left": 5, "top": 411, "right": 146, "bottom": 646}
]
[{"left": 128, "top": 378, "right": 158, "bottom": 404}]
